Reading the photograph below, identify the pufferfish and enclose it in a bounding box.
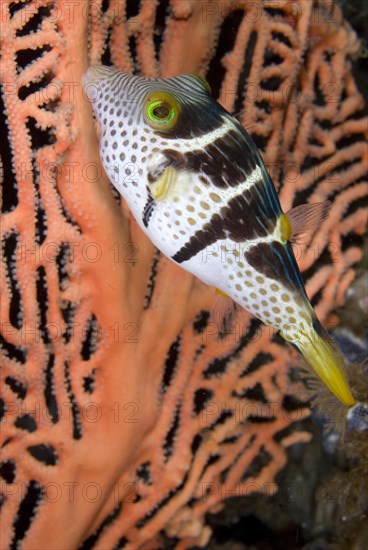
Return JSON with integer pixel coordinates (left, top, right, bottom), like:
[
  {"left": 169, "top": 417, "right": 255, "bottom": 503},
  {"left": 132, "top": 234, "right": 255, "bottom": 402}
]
[{"left": 83, "top": 65, "right": 355, "bottom": 406}]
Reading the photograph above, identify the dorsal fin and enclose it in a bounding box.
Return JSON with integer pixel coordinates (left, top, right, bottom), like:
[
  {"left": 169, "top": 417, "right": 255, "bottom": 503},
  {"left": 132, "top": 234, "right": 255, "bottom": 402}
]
[{"left": 286, "top": 200, "right": 331, "bottom": 244}]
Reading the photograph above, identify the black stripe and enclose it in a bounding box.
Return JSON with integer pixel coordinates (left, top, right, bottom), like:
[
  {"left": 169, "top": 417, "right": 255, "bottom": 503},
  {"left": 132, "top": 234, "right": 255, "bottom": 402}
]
[
  {"left": 162, "top": 149, "right": 187, "bottom": 169},
  {"left": 162, "top": 124, "right": 268, "bottom": 191},
  {"left": 172, "top": 213, "right": 225, "bottom": 263},
  {"left": 222, "top": 187, "right": 276, "bottom": 240},
  {"left": 244, "top": 241, "right": 305, "bottom": 292},
  {"left": 185, "top": 128, "right": 257, "bottom": 188},
  {"left": 172, "top": 182, "right": 277, "bottom": 263}
]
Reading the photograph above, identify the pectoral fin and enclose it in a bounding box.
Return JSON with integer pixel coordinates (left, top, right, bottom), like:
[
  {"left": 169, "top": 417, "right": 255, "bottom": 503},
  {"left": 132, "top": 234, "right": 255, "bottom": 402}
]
[
  {"left": 286, "top": 200, "right": 331, "bottom": 244},
  {"left": 143, "top": 166, "right": 180, "bottom": 227},
  {"left": 151, "top": 165, "right": 179, "bottom": 201},
  {"left": 277, "top": 201, "right": 331, "bottom": 244}
]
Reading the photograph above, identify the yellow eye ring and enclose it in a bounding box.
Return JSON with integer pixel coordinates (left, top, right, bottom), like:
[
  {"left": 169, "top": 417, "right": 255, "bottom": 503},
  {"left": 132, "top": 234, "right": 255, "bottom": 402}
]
[{"left": 144, "top": 92, "right": 180, "bottom": 130}]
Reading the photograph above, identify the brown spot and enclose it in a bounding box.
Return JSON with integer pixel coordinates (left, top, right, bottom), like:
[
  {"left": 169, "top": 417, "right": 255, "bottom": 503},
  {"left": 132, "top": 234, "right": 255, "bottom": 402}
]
[{"left": 210, "top": 192, "right": 222, "bottom": 202}]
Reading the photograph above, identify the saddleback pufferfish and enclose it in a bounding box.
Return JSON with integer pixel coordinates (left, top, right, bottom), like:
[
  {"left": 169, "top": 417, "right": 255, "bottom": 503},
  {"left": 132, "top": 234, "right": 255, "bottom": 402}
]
[{"left": 83, "top": 65, "right": 355, "bottom": 407}]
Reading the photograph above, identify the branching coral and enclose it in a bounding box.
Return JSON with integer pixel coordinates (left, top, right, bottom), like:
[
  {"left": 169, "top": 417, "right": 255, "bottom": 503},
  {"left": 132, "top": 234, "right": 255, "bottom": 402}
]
[{"left": 0, "top": 1, "right": 367, "bottom": 548}]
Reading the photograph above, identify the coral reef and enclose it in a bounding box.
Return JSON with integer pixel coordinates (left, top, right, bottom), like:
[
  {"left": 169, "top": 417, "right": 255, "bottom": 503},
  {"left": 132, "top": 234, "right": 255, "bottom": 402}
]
[{"left": 0, "top": 0, "right": 367, "bottom": 548}]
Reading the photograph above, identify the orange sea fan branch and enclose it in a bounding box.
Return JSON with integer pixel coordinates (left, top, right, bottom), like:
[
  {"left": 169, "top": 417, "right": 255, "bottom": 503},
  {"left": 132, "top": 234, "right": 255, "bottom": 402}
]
[{"left": 1, "top": 1, "right": 367, "bottom": 548}]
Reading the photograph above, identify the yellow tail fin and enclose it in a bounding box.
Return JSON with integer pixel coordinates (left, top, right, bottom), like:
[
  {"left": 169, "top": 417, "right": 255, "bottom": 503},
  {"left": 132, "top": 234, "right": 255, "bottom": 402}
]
[{"left": 282, "top": 320, "right": 355, "bottom": 406}]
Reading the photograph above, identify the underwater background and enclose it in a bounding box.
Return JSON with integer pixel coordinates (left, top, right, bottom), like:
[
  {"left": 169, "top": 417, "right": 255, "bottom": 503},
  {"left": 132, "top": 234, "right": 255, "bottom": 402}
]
[
  {"left": 201, "top": 3, "right": 367, "bottom": 547},
  {"left": 0, "top": 1, "right": 367, "bottom": 549}
]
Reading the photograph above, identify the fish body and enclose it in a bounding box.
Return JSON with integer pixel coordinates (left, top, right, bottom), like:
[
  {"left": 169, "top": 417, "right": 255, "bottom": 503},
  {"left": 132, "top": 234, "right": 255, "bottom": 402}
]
[{"left": 83, "top": 65, "right": 355, "bottom": 406}]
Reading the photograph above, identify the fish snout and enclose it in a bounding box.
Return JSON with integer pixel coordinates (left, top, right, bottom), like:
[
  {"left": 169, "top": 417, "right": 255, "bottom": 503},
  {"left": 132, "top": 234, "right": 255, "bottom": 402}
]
[
  {"left": 82, "top": 65, "right": 115, "bottom": 87},
  {"left": 82, "top": 65, "right": 118, "bottom": 112}
]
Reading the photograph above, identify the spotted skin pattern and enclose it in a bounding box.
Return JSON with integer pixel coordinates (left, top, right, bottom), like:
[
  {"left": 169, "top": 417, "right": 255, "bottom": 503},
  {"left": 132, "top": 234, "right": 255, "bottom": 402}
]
[{"left": 83, "top": 65, "right": 355, "bottom": 405}]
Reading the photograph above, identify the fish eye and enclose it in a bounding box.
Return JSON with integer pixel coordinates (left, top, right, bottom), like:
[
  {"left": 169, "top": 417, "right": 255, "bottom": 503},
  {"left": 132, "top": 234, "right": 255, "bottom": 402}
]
[
  {"left": 152, "top": 103, "right": 170, "bottom": 119},
  {"left": 144, "top": 92, "right": 179, "bottom": 130}
]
